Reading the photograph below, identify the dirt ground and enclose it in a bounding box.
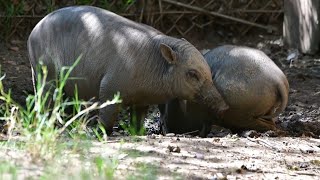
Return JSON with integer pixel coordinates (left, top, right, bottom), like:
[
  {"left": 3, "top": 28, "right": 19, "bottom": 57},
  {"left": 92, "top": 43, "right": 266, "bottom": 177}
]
[
  {"left": 0, "top": 33, "right": 320, "bottom": 178},
  {"left": 1, "top": 136, "right": 319, "bottom": 179}
]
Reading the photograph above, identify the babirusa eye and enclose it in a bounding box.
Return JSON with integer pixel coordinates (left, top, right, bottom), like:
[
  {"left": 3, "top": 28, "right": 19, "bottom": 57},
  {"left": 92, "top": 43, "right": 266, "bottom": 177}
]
[{"left": 187, "top": 69, "right": 200, "bottom": 81}]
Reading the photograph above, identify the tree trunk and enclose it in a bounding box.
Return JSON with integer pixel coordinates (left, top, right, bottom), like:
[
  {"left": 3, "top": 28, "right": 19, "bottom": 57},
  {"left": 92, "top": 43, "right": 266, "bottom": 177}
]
[{"left": 283, "top": 0, "right": 320, "bottom": 54}]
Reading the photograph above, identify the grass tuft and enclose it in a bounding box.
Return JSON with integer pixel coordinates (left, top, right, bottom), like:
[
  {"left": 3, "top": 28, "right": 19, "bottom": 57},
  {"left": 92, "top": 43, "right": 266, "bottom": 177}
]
[{"left": 0, "top": 55, "right": 121, "bottom": 163}]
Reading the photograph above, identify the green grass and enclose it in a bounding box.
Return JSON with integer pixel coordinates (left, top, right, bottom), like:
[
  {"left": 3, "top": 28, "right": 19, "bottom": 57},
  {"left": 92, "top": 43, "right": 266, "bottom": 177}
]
[
  {"left": 0, "top": 161, "right": 18, "bottom": 180},
  {"left": 0, "top": 54, "right": 166, "bottom": 179},
  {"left": 127, "top": 162, "right": 159, "bottom": 180},
  {"left": 0, "top": 56, "right": 124, "bottom": 178},
  {"left": 94, "top": 156, "right": 119, "bottom": 179},
  {"left": 1, "top": 55, "right": 119, "bottom": 158},
  {"left": 126, "top": 162, "right": 183, "bottom": 180},
  {"left": 120, "top": 112, "right": 146, "bottom": 136},
  {"left": 0, "top": 52, "right": 162, "bottom": 178}
]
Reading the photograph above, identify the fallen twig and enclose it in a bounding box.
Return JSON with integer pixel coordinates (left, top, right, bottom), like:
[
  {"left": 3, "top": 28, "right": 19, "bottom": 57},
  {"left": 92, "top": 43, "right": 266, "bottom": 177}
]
[
  {"left": 246, "top": 137, "right": 280, "bottom": 151},
  {"left": 162, "top": 0, "right": 277, "bottom": 32},
  {"left": 182, "top": 130, "right": 199, "bottom": 135},
  {"left": 165, "top": 13, "right": 184, "bottom": 35},
  {"left": 231, "top": 9, "right": 283, "bottom": 13},
  {"left": 7, "top": 18, "right": 24, "bottom": 41},
  {"left": 183, "top": 0, "right": 215, "bottom": 35}
]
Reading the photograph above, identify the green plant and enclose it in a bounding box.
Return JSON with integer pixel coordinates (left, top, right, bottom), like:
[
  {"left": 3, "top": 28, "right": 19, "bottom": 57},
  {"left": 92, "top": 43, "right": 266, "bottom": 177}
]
[
  {"left": 0, "top": 55, "right": 121, "bottom": 162},
  {"left": 0, "top": 161, "right": 18, "bottom": 180},
  {"left": 127, "top": 162, "right": 158, "bottom": 180},
  {"left": 93, "top": 122, "right": 108, "bottom": 141},
  {"left": 119, "top": 107, "right": 146, "bottom": 136},
  {"left": 94, "top": 156, "right": 119, "bottom": 179}
]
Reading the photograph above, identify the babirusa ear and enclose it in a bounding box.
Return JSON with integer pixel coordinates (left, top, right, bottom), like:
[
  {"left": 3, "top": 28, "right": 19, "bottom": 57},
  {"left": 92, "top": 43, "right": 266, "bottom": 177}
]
[{"left": 160, "top": 43, "right": 177, "bottom": 64}]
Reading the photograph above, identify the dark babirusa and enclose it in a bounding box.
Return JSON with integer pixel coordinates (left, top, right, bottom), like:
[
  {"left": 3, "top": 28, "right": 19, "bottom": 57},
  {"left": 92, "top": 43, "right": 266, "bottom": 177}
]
[{"left": 160, "top": 45, "right": 289, "bottom": 137}]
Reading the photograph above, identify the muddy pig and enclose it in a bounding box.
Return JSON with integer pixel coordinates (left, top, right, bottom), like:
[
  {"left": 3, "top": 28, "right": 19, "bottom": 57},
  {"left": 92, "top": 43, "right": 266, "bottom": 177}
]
[
  {"left": 27, "top": 6, "right": 228, "bottom": 134},
  {"left": 160, "top": 45, "right": 289, "bottom": 137}
]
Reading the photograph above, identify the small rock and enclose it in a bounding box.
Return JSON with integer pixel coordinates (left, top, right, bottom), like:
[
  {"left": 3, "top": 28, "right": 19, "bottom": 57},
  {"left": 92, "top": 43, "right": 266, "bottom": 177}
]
[
  {"left": 257, "top": 42, "right": 265, "bottom": 49},
  {"left": 286, "top": 49, "right": 300, "bottom": 67},
  {"left": 240, "top": 165, "right": 248, "bottom": 170},
  {"left": 172, "top": 147, "right": 181, "bottom": 153},
  {"left": 241, "top": 130, "right": 260, "bottom": 138},
  {"left": 212, "top": 138, "right": 220, "bottom": 143},
  {"left": 211, "top": 173, "right": 227, "bottom": 180},
  {"left": 195, "top": 153, "right": 204, "bottom": 159},
  {"left": 147, "top": 134, "right": 156, "bottom": 139},
  {"left": 299, "top": 162, "right": 310, "bottom": 168},
  {"left": 167, "top": 145, "right": 181, "bottom": 153}
]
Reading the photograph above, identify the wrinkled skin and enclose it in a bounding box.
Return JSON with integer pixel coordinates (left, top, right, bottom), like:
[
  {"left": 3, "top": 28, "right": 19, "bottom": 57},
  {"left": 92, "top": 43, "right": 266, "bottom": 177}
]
[
  {"left": 160, "top": 45, "right": 289, "bottom": 137},
  {"left": 27, "top": 6, "right": 228, "bottom": 134}
]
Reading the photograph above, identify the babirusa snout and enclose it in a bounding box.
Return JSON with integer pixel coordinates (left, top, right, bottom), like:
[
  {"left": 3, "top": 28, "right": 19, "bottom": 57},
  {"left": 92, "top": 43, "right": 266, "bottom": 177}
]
[{"left": 199, "top": 83, "right": 229, "bottom": 112}]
